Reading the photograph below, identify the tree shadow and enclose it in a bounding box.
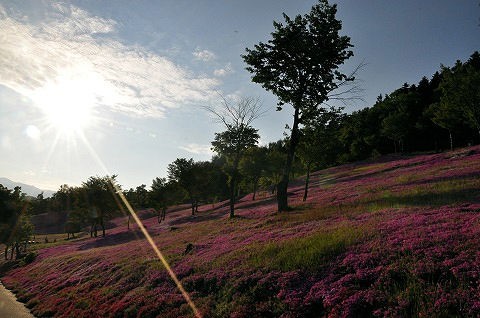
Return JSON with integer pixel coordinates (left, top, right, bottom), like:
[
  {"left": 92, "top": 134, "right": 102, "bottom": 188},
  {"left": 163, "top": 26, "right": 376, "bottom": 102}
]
[
  {"left": 77, "top": 230, "right": 145, "bottom": 250},
  {"left": 399, "top": 171, "right": 480, "bottom": 188},
  {"left": 168, "top": 209, "right": 228, "bottom": 226},
  {"left": 234, "top": 197, "right": 277, "bottom": 211},
  {"left": 364, "top": 188, "right": 479, "bottom": 208}
]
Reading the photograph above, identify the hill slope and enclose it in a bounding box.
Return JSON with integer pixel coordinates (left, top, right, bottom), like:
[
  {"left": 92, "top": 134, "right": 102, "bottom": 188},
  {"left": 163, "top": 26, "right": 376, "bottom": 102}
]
[{"left": 1, "top": 147, "right": 480, "bottom": 317}]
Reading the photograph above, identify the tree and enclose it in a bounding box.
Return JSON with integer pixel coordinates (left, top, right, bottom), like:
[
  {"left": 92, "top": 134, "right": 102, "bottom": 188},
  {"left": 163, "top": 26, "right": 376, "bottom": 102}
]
[
  {"left": 125, "top": 184, "right": 149, "bottom": 210},
  {"left": 206, "top": 95, "right": 262, "bottom": 218},
  {"left": 167, "top": 158, "right": 199, "bottom": 215},
  {"left": 298, "top": 111, "right": 342, "bottom": 201},
  {"left": 81, "top": 175, "right": 120, "bottom": 237},
  {"left": 427, "top": 101, "right": 465, "bottom": 151},
  {"left": 260, "top": 141, "right": 287, "bottom": 195},
  {"left": 31, "top": 192, "right": 48, "bottom": 215},
  {"left": 381, "top": 107, "right": 410, "bottom": 153},
  {"left": 438, "top": 57, "right": 480, "bottom": 138},
  {"left": 0, "top": 185, "right": 34, "bottom": 260},
  {"left": 149, "top": 177, "right": 168, "bottom": 210},
  {"left": 193, "top": 160, "right": 229, "bottom": 207},
  {"left": 51, "top": 184, "right": 76, "bottom": 212},
  {"left": 242, "top": 0, "right": 355, "bottom": 211},
  {"left": 239, "top": 146, "right": 268, "bottom": 201}
]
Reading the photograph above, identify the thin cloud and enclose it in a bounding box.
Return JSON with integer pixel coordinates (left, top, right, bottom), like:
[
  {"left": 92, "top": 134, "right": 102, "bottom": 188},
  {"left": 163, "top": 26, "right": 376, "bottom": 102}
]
[
  {"left": 192, "top": 48, "right": 216, "bottom": 62},
  {"left": 0, "top": 3, "right": 220, "bottom": 118},
  {"left": 179, "top": 143, "right": 213, "bottom": 156},
  {"left": 214, "top": 63, "right": 234, "bottom": 77}
]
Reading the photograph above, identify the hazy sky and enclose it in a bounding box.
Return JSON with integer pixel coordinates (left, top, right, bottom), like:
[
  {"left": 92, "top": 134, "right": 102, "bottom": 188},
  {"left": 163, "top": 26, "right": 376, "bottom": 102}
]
[{"left": 0, "top": 0, "right": 478, "bottom": 191}]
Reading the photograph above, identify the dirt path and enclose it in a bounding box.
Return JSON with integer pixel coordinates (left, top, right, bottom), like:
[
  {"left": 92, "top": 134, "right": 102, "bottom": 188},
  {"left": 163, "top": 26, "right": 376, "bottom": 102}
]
[{"left": 0, "top": 282, "right": 35, "bottom": 318}]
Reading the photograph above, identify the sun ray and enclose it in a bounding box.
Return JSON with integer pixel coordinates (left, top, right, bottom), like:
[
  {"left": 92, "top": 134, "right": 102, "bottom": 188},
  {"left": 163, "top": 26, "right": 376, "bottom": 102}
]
[
  {"left": 114, "top": 187, "right": 203, "bottom": 318},
  {"left": 75, "top": 130, "right": 202, "bottom": 318}
]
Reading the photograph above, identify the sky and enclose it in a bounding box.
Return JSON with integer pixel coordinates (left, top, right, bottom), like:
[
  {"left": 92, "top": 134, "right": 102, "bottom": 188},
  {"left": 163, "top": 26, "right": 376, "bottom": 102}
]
[{"left": 0, "top": 0, "right": 478, "bottom": 192}]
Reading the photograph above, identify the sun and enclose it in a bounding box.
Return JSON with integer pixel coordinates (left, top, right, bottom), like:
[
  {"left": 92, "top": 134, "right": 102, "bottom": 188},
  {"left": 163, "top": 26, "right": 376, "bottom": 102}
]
[{"left": 32, "top": 74, "right": 98, "bottom": 135}]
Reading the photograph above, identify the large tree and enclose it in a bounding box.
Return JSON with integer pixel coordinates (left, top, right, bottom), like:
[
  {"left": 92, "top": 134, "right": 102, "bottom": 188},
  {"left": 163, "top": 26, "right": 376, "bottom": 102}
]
[{"left": 242, "top": 0, "right": 355, "bottom": 211}]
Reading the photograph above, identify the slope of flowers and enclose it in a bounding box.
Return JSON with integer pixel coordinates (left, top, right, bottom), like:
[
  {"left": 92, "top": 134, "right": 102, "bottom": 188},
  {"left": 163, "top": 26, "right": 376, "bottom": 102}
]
[{"left": 1, "top": 146, "right": 480, "bottom": 317}]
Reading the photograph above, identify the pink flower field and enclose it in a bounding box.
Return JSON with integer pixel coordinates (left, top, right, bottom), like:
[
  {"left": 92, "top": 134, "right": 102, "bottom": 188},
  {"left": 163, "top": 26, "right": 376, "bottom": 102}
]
[{"left": 2, "top": 146, "right": 480, "bottom": 317}]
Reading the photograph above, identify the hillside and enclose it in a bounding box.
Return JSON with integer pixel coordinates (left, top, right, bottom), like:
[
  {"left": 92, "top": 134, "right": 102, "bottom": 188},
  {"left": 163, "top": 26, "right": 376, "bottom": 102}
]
[{"left": 1, "top": 146, "right": 480, "bottom": 317}]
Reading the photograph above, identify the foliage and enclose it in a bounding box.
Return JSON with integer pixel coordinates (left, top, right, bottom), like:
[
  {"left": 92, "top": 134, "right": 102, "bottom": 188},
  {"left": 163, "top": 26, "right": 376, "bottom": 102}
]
[
  {"left": 125, "top": 184, "right": 149, "bottom": 209},
  {"left": 381, "top": 106, "right": 410, "bottom": 153},
  {"left": 0, "top": 184, "right": 34, "bottom": 260},
  {"left": 211, "top": 125, "right": 259, "bottom": 158},
  {"left": 437, "top": 55, "right": 480, "bottom": 137},
  {"left": 298, "top": 111, "right": 343, "bottom": 200},
  {"left": 167, "top": 158, "right": 204, "bottom": 215},
  {"left": 149, "top": 177, "right": 186, "bottom": 209},
  {"left": 239, "top": 146, "right": 269, "bottom": 200},
  {"left": 243, "top": 0, "right": 355, "bottom": 211},
  {"left": 207, "top": 96, "right": 262, "bottom": 218}
]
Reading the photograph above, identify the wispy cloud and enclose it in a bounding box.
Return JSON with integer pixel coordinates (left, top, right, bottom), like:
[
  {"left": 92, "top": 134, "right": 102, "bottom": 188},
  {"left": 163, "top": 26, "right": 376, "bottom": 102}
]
[
  {"left": 192, "top": 48, "right": 216, "bottom": 62},
  {"left": 214, "top": 63, "right": 234, "bottom": 77},
  {"left": 0, "top": 3, "right": 220, "bottom": 118},
  {"left": 179, "top": 143, "right": 213, "bottom": 156}
]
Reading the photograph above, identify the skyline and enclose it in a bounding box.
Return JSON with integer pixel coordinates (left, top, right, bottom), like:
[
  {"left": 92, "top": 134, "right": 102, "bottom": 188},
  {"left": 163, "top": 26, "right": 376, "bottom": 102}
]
[{"left": 0, "top": 0, "right": 479, "bottom": 192}]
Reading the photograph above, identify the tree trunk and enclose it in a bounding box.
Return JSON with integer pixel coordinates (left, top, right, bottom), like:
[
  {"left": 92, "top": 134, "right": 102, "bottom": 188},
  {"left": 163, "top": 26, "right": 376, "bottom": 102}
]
[
  {"left": 229, "top": 153, "right": 241, "bottom": 218},
  {"left": 229, "top": 187, "right": 235, "bottom": 218},
  {"left": 100, "top": 217, "right": 105, "bottom": 237},
  {"left": 4, "top": 245, "right": 9, "bottom": 260},
  {"left": 448, "top": 130, "right": 453, "bottom": 151},
  {"left": 303, "top": 161, "right": 312, "bottom": 202},
  {"left": 252, "top": 181, "right": 258, "bottom": 201},
  {"left": 191, "top": 201, "right": 195, "bottom": 216},
  {"left": 290, "top": 156, "right": 296, "bottom": 180},
  {"left": 277, "top": 107, "right": 300, "bottom": 212},
  {"left": 229, "top": 174, "right": 236, "bottom": 219},
  {"left": 13, "top": 242, "right": 19, "bottom": 259},
  {"left": 91, "top": 222, "right": 97, "bottom": 238}
]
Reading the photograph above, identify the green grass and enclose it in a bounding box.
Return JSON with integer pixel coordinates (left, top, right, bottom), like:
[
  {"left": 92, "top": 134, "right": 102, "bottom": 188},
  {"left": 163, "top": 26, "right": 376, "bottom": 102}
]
[
  {"left": 379, "top": 179, "right": 479, "bottom": 207},
  {"left": 352, "top": 163, "right": 388, "bottom": 173},
  {"left": 250, "top": 225, "right": 367, "bottom": 271}
]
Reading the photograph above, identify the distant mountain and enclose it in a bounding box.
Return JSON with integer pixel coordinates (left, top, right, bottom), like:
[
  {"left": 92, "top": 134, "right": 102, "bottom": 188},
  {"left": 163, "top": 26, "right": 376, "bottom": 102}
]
[{"left": 0, "top": 177, "right": 55, "bottom": 198}]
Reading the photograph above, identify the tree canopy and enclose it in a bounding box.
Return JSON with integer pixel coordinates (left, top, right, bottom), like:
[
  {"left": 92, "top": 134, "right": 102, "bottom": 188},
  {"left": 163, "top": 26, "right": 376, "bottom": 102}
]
[
  {"left": 242, "top": 0, "right": 354, "bottom": 211},
  {"left": 207, "top": 96, "right": 261, "bottom": 218}
]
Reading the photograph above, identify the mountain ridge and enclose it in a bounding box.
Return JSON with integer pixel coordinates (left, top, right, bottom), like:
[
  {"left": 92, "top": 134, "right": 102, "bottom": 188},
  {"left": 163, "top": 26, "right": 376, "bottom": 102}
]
[{"left": 0, "top": 177, "right": 55, "bottom": 198}]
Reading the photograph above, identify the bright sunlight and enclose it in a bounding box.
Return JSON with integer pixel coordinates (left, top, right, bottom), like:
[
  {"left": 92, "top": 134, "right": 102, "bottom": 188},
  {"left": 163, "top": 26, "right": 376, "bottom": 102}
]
[{"left": 31, "top": 71, "right": 102, "bottom": 135}]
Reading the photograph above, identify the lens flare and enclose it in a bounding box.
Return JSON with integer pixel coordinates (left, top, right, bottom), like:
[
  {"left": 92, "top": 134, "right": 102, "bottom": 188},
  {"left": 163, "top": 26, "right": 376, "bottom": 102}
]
[
  {"left": 75, "top": 131, "right": 202, "bottom": 317},
  {"left": 113, "top": 184, "right": 203, "bottom": 318}
]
